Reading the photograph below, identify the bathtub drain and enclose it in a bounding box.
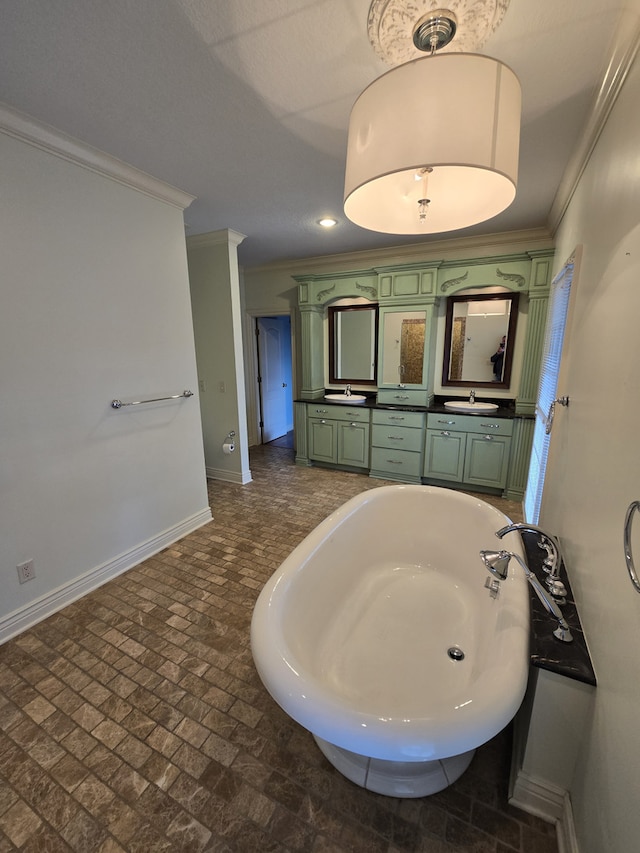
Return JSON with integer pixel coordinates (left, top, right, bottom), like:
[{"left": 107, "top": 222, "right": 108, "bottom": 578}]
[{"left": 447, "top": 647, "right": 465, "bottom": 661}]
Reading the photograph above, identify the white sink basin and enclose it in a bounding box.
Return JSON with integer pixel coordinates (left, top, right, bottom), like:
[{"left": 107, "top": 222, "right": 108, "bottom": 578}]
[
  {"left": 324, "top": 393, "right": 367, "bottom": 403},
  {"left": 444, "top": 400, "right": 499, "bottom": 413}
]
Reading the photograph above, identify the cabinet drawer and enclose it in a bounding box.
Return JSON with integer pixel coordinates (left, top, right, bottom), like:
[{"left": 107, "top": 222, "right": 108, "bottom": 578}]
[
  {"left": 377, "top": 389, "right": 427, "bottom": 407},
  {"left": 371, "top": 423, "right": 423, "bottom": 453},
  {"left": 370, "top": 447, "right": 423, "bottom": 479},
  {"left": 308, "top": 403, "right": 370, "bottom": 422},
  {"left": 427, "top": 413, "right": 513, "bottom": 436},
  {"left": 372, "top": 409, "right": 425, "bottom": 429}
]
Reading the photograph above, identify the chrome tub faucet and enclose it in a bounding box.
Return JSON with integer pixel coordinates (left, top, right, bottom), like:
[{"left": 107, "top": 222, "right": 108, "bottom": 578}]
[
  {"left": 495, "top": 522, "right": 568, "bottom": 602},
  {"left": 480, "top": 549, "right": 573, "bottom": 643}
]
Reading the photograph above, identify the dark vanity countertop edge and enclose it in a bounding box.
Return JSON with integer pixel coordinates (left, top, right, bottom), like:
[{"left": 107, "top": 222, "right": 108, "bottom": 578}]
[
  {"left": 299, "top": 396, "right": 529, "bottom": 419},
  {"left": 520, "top": 531, "right": 597, "bottom": 686}
]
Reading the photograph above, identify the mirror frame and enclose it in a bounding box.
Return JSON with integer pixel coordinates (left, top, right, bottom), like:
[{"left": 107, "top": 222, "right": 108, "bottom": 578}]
[
  {"left": 442, "top": 292, "right": 519, "bottom": 389},
  {"left": 328, "top": 304, "right": 379, "bottom": 386}
]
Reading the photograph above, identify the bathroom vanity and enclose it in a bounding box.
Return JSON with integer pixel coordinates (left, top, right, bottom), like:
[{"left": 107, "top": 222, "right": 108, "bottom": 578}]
[
  {"left": 294, "top": 248, "right": 555, "bottom": 500},
  {"left": 307, "top": 402, "right": 370, "bottom": 469}
]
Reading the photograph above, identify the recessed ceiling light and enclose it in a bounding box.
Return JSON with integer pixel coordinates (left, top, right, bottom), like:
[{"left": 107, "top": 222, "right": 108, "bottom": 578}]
[{"left": 318, "top": 217, "right": 337, "bottom": 228}]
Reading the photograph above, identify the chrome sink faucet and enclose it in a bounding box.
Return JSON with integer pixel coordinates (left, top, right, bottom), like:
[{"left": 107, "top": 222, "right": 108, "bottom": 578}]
[
  {"left": 469, "top": 389, "right": 475, "bottom": 404},
  {"left": 495, "top": 522, "right": 568, "bottom": 601},
  {"left": 345, "top": 384, "right": 352, "bottom": 397}
]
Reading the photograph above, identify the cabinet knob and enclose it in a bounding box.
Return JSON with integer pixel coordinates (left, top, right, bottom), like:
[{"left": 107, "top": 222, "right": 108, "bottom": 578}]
[
  {"left": 483, "top": 435, "right": 494, "bottom": 440},
  {"left": 480, "top": 422, "right": 500, "bottom": 429},
  {"left": 437, "top": 419, "right": 455, "bottom": 425},
  {"left": 440, "top": 430, "right": 451, "bottom": 436},
  {"left": 387, "top": 435, "right": 403, "bottom": 441},
  {"left": 350, "top": 422, "right": 357, "bottom": 427}
]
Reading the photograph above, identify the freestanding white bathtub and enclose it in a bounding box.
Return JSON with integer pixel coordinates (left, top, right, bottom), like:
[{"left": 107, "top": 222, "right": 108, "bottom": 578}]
[{"left": 251, "top": 484, "right": 530, "bottom": 797}]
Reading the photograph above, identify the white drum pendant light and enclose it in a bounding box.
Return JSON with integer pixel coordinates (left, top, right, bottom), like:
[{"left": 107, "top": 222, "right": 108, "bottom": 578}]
[{"left": 344, "top": 6, "right": 521, "bottom": 235}]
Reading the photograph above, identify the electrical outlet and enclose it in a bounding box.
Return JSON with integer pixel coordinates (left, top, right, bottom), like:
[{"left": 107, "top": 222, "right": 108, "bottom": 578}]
[{"left": 17, "top": 559, "right": 35, "bottom": 584}]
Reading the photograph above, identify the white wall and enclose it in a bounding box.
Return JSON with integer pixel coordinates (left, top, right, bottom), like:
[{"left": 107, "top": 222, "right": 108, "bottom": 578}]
[
  {"left": 187, "top": 231, "right": 252, "bottom": 483},
  {"left": 541, "top": 11, "right": 640, "bottom": 852},
  {"left": 0, "top": 116, "right": 210, "bottom": 641}
]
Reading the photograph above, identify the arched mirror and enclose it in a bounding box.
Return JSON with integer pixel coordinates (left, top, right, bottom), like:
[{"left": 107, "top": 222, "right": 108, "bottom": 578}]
[
  {"left": 442, "top": 291, "right": 519, "bottom": 388},
  {"left": 328, "top": 304, "right": 378, "bottom": 385}
]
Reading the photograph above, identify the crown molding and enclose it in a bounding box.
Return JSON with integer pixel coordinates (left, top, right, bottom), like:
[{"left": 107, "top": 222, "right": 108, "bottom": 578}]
[
  {"left": 548, "top": 9, "right": 640, "bottom": 233},
  {"left": 0, "top": 102, "right": 195, "bottom": 211},
  {"left": 244, "top": 227, "right": 554, "bottom": 276},
  {"left": 186, "top": 229, "right": 247, "bottom": 250}
]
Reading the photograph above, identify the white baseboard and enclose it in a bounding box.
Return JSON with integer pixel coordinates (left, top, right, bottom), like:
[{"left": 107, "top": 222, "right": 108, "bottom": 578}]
[
  {"left": 0, "top": 507, "right": 213, "bottom": 645},
  {"left": 557, "top": 795, "right": 580, "bottom": 853},
  {"left": 206, "top": 466, "right": 252, "bottom": 484},
  {"left": 510, "top": 771, "right": 579, "bottom": 853}
]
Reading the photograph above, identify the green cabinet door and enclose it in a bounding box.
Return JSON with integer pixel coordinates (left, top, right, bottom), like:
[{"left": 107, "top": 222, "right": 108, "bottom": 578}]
[
  {"left": 308, "top": 418, "right": 337, "bottom": 463},
  {"left": 337, "top": 422, "right": 370, "bottom": 468},
  {"left": 464, "top": 434, "right": 512, "bottom": 489},
  {"left": 424, "top": 430, "right": 466, "bottom": 481}
]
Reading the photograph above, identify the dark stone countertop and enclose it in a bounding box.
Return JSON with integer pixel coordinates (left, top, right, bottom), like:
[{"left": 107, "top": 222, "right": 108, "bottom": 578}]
[
  {"left": 301, "top": 394, "right": 522, "bottom": 419},
  {"left": 519, "top": 530, "right": 596, "bottom": 686}
]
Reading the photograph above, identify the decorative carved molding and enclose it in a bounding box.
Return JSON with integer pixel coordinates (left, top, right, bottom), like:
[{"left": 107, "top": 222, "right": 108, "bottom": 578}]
[
  {"left": 441, "top": 271, "right": 469, "bottom": 292},
  {"left": 496, "top": 268, "right": 526, "bottom": 288},
  {"left": 368, "top": 0, "right": 511, "bottom": 66},
  {"left": 356, "top": 281, "right": 378, "bottom": 299},
  {"left": 316, "top": 283, "right": 336, "bottom": 301}
]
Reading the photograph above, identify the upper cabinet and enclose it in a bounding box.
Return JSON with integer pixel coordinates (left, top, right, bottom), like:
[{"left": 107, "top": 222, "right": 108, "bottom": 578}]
[
  {"left": 294, "top": 248, "right": 554, "bottom": 414},
  {"left": 377, "top": 306, "right": 436, "bottom": 406}
]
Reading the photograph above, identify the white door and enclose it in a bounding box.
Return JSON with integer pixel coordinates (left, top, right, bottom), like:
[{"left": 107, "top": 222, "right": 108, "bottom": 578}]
[{"left": 256, "top": 316, "right": 292, "bottom": 443}]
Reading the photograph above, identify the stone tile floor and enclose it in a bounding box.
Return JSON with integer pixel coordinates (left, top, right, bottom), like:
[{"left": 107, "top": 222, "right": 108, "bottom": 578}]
[{"left": 0, "top": 444, "right": 558, "bottom": 852}]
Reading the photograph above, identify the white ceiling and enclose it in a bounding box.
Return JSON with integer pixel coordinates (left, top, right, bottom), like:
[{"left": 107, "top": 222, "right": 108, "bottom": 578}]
[{"left": 0, "top": 0, "right": 626, "bottom": 267}]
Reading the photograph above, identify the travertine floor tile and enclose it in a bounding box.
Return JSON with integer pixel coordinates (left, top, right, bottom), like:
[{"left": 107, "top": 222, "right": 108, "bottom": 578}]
[{"left": 0, "top": 444, "right": 557, "bottom": 852}]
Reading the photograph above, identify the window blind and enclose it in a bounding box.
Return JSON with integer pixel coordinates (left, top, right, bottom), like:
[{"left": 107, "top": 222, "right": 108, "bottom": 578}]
[{"left": 524, "top": 262, "right": 574, "bottom": 523}]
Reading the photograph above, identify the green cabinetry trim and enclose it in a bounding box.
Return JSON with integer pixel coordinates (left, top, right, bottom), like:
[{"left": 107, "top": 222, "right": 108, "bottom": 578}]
[
  {"left": 375, "top": 263, "right": 440, "bottom": 302},
  {"left": 298, "top": 305, "right": 324, "bottom": 399},
  {"left": 294, "top": 401, "right": 309, "bottom": 466},
  {"left": 504, "top": 417, "right": 536, "bottom": 501},
  {"left": 295, "top": 270, "right": 378, "bottom": 305}
]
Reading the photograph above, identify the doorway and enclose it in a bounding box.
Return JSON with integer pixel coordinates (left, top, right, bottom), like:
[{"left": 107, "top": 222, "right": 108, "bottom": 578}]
[{"left": 255, "top": 316, "right": 293, "bottom": 445}]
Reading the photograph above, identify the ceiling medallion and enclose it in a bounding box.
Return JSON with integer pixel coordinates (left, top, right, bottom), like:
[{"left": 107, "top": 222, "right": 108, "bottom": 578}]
[{"left": 368, "top": 0, "right": 511, "bottom": 66}]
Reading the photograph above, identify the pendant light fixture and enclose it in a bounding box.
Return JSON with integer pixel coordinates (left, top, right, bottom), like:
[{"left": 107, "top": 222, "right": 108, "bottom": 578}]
[{"left": 344, "top": 2, "right": 520, "bottom": 235}]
